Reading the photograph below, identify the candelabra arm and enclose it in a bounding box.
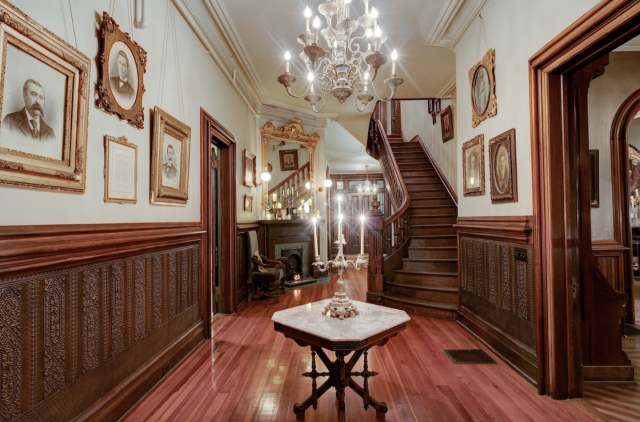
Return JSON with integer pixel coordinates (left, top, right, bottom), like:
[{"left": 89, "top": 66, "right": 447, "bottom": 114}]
[
  {"left": 282, "top": 83, "right": 312, "bottom": 99},
  {"left": 311, "top": 93, "right": 327, "bottom": 113}
]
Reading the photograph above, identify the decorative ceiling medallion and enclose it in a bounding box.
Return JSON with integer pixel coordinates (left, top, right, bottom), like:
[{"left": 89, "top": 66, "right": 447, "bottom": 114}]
[{"left": 469, "top": 48, "right": 497, "bottom": 128}]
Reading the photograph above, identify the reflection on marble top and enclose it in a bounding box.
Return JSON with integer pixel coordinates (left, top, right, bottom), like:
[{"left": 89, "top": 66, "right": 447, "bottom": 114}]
[{"left": 272, "top": 299, "right": 411, "bottom": 342}]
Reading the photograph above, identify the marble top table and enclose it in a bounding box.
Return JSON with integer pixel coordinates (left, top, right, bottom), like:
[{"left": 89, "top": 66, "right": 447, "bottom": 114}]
[{"left": 272, "top": 299, "right": 410, "bottom": 421}]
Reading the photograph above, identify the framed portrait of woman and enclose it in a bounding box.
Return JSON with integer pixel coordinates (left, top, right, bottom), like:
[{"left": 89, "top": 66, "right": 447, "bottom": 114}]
[
  {"left": 469, "top": 49, "right": 497, "bottom": 128},
  {"left": 489, "top": 129, "right": 517, "bottom": 204},
  {"left": 462, "top": 135, "right": 484, "bottom": 197}
]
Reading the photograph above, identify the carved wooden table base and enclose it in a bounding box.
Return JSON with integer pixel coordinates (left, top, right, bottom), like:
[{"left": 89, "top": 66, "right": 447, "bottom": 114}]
[{"left": 294, "top": 346, "right": 388, "bottom": 421}]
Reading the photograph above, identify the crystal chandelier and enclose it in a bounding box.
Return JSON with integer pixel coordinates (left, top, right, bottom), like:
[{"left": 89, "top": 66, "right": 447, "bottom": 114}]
[
  {"left": 356, "top": 164, "right": 378, "bottom": 196},
  {"left": 277, "top": 0, "right": 404, "bottom": 113}
]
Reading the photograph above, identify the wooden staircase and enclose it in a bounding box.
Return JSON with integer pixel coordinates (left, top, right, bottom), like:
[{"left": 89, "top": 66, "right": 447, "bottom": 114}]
[{"left": 380, "top": 134, "right": 459, "bottom": 320}]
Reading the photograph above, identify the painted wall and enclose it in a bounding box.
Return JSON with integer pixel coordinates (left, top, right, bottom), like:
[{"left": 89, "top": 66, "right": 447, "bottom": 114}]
[
  {"left": 325, "top": 119, "right": 379, "bottom": 174},
  {"left": 588, "top": 52, "right": 640, "bottom": 240},
  {"left": 455, "top": 0, "right": 601, "bottom": 217},
  {"left": 0, "top": 0, "right": 258, "bottom": 225},
  {"left": 401, "top": 99, "right": 457, "bottom": 195}
]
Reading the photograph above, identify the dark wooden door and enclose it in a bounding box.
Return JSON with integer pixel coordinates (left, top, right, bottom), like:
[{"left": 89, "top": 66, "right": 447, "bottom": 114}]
[{"left": 210, "top": 144, "right": 220, "bottom": 315}]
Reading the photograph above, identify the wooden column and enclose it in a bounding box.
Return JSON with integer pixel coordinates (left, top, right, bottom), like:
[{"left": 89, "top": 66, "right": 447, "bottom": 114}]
[{"left": 366, "top": 199, "right": 385, "bottom": 303}]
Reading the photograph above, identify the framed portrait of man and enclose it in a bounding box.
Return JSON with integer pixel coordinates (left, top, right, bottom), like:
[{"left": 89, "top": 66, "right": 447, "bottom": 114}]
[
  {"left": 279, "top": 149, "right": 299, "bottom": 171},
  {"left": 243, "top": 149, "right": 256, "bottom": 188},
  {"left": 489, "top": 128, "right": 518, "bottom": 204},
  {"left": 441, "top": 105, "right": 454, "bottom": 143},
  {"left": 469, "top": 49, "right": 497, "bottom": 128},
  {"left": 462, "top": 135, "right": 484, "bottom": 197},
  {"left": 104, "top": 135, "right": 137, "bottom": 204},
  {"left": 151, "top": 106, "right": 191, "bottom": 205},
  {"left": 97, "top": 12, "right": 147, "bottom": 129},
  {"left": 244, "top": 194, "right": 253, "bottom": 212},
  {"left": 0, "top": 2, "right": 90, "bottom": 193}
]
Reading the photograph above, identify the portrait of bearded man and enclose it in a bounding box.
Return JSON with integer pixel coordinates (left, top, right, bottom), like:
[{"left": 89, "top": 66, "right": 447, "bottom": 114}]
[{"left": 2, "top": 79, "right": 56, "bottom": 141}]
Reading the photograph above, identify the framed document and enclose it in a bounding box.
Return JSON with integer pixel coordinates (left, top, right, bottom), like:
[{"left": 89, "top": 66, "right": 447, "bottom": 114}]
[
  {"left": 0, "top": 1, "right": 90, "bottom": 193},
  {"left": 104, "top": 135, "right": 137, "bottom": 204}
]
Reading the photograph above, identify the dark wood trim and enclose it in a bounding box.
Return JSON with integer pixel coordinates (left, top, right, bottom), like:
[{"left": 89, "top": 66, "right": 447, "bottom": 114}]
[
  {"left": 454, "top": 216, "right": 533, "bottom": 244},
  {"left": 529, "top": 0, "right": 640, "bottom": 398},
  {"left": 592, "top": 239, "right": 629, "bottom": 251},
  {"left": 0, "top": 224, "right": 203, "bottom": 278},
  {"left": 329, "top": 172, "right": 384, "bottom": 181},
  {"left": 410, "top": 134, "right": 458, "bottom": 206},
  {"left": 237, "top": 221, "right": 260, "bottom": 233},
  {"left": 77, "top": 322, "right": 205, "bottom": 422},
  {"left": 201, "top": 108, "right": 237, "bottom": 326},
  {"left": 458, "top": 307, "right": 538, "bottom": 387},
  {"left": 582, "top": 365, "right": 635, "bottom": 382}
]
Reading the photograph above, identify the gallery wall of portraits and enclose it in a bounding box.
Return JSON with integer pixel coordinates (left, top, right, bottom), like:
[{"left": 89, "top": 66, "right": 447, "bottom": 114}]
[
  {"left": 454, "top": 0, "right": 601, "bottom": 218},
  {"left": 0, "top": 0, "right": 259, "bottom": 225}
]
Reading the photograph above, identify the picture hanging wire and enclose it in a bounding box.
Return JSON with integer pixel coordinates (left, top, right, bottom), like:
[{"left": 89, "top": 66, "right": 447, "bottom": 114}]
[
  {"left": 158, "top": 0, "right": 185, "bottom": 123},
  {"left": 66, "top": 0, "right": 78, "bottom": 49},
  {"left": 474, "top": 14, "right": 489, "bottom": 63},
  {"left": 109, "top": 0, "right": 134, "bottom": 41}
]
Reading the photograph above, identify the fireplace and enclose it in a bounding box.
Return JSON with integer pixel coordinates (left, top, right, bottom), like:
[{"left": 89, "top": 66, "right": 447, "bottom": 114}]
[{"left": 281, "top": 247, "right": 303, "bottom": 280}]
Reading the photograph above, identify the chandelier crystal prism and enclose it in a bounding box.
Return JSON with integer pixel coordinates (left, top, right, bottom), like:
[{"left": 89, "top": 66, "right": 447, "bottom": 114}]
[{"left": 277, "top": 0, "right": 404, "bottom": 113}]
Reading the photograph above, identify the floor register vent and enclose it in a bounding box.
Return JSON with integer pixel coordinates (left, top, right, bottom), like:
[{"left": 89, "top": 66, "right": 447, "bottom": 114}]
[{"left": 443, "top": 349, "right": 497, "bottom": 364}]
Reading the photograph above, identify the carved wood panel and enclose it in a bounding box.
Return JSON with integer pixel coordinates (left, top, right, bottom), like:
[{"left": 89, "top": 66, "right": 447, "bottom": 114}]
[
  {"left": 236, "top": 233, "right": 248, "bottom": 308},
  {"left": 0, "top": 243, "right": 201, "bottom": 421},
  {"left": 460, "top": 236, "right": 535, "bottom": 350},
  {"left": 593, "top": 249, "right": 626, "bottom": 292}
]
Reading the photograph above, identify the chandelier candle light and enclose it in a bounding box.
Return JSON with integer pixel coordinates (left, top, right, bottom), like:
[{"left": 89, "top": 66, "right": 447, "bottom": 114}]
[{"left": 277, "top": 0, "right": 404, "bottom": 113}]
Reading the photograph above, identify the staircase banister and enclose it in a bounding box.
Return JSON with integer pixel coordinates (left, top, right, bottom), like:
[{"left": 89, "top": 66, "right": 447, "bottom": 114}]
[
  {"left": 368, "top": 117, "right": 410, "bottom": 228},
  {"left": 268, "top": 162, "right": 310, "bottom": 196}
]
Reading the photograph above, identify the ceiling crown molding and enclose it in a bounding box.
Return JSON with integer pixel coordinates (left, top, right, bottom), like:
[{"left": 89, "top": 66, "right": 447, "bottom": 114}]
[
  {"left": 203, "top": 0, "right": 270, "bottom": 104},
  {"left": 173, "top": 0, "right": 259, "bottom": 114},
  {"left": 424, "top": 0, "right": 497, "bottom": 53},
  {"left": 257, "top": 103, "right": 339, "bottom": 130},
  {"left": 437, "top": 76, "right": 456, "bottom": 100}
]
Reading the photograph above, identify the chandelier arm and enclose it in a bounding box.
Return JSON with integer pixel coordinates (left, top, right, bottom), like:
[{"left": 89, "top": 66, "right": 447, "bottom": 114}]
[
  {"left": 285, "top": 83, "right": 312, "bottom": 99},
  {"left": 311, "top": 92, "right": 327, "bottom": 113},
  {"left": 354, "top": 93, "right": 366, "bottom": 112},
  {"left": 369, "top": 78, "right": 397, "bottom": 102}
]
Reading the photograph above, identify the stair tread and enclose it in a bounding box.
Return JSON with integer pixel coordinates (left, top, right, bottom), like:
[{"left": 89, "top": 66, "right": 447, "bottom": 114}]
[
  {"left": 410, "top": 234, "right": 457, "bottom": 238},
  {"left": 395, "top": 269, "right": 458, "bottom": 277},
  {"left": 382, "top": 294, "right": 459, "bottom": 309},
  {"left": 403, "top": 258, "right": 458, "bottom": 262},
  {"left": 386, "top": 282, "right": 458, "bottom": 293},
  {"left": 409, "top": 205, "right": 457, "bottom": 208},
  {"left": 409, "top": 246, "right": 457, "bottom": 250},
  {"left": 410, "top": 224, "right": 454, "bottom": 228},
  {"left": 409, "top": 214, "right": 457, "bottom": 218}
]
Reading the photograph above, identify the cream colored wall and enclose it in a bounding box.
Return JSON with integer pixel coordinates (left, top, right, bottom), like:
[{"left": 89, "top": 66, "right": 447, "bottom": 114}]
[
  {"left": 0, "top": 0, "right": 259, "bottom": 225},
  {"left": 588, "top": 52, "right": 640, "bottom": 240},
  {"left": 401, "top": 100, "right": 457, "bottom": 196},
  {"left": 455, "top": 0, "right": 600, "bottom": 217}
]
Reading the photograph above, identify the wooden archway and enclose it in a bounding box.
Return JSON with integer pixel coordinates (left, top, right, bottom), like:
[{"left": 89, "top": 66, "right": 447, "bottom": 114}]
[{"left": 259, "top": 118, "right": 320, "bottom": 209}]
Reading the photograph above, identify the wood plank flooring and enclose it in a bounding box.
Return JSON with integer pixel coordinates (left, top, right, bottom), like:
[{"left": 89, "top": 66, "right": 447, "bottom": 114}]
[
  {"left": 583, "top": 280, "right": 640, "bottom": 422},
  {"left": 125, "top": 268, "right": 606, "bottom": 422}
]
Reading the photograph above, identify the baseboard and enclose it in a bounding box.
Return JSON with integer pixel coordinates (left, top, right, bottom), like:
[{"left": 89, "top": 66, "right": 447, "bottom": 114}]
[
  {"left": 457, "top": 307, "right": 538, "bottom": 388},
  {"left": 583, "top": 365, "right": 635, "bottom": 382},
  {"left": 75, "top": 321, "right": 206, "bottom": 422}
]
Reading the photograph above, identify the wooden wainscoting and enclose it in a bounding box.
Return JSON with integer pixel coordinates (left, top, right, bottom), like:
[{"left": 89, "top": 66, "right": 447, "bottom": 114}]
[
  {"left": 454, "top": 216, "right": 539, "bottom": 388},
  {"left": 0, "top": 223, "right": 205, "bottom": 422},
  {"left": 593, "top": 239, "right": 629, "bottom": 292}
]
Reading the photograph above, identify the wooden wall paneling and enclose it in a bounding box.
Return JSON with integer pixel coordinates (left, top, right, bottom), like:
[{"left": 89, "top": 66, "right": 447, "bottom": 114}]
[
  {"left": 455, "top": 217, "right": 538, "bottom": 386},
  {"left": 593, "top": 240, "right": 627, "bottom": 292},
  {"left": 529, "top": 0, "right": 640, "bottom": 398}
]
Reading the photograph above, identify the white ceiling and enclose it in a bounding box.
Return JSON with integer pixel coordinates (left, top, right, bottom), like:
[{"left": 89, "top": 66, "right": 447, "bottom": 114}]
[{"left": 214, "top": 0, "right": 456, "bottom": 117}]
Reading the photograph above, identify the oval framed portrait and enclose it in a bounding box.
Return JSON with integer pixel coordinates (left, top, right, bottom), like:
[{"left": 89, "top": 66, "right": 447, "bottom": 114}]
[
  {"left": 472, "top": 65, "right": 490, "bottom": 116},
  {"left": 108, "top": 41, "right": 138, "bottom": 110}
]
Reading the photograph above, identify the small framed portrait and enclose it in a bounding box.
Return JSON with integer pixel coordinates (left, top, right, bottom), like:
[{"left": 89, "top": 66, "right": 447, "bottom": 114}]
[
  {"left": 462, "top": 135, "right": 485, "bottom": 197},
  {"left": 590, "top": 149, "right": 599, "bottom": 208},
  {"left": 0, "top": 3, "right": 90, "bottom": 193},
  {"left": 244, "top": 194, "right": 253, "bottom": 212},
  {"left": 104, "top": 135, "right": 137, "bottom": 204},
  {"left": 469, "top": 49, "right": 497, "bottom": 128},
  {"left": 279, "top": 149, "right": 299, "bottom": 171},
  {"left": 97, "top": 12, "right": 147, "bottom": 129},
  {"left": 441, "top": 105, "right": 454, "bottom": 143},
  {"left": 489, "top": 129, "right": 517, "bottom": 204},
  {"left": 243, "top": 149, "right": 256, "bottom": 188},
  {"left": 151, "top": 106, "right": 191, "bottom": 205}
]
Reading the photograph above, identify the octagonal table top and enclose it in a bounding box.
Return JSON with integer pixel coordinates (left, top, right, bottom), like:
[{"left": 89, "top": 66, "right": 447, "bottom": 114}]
[{"left": 272, "top": 298, "right": 411, "bottom": 342}]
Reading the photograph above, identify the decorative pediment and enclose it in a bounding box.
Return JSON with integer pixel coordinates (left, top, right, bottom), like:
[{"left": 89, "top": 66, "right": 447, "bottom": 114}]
[{"left": 259, "top": 118, "right": 320, "bottom": 147}]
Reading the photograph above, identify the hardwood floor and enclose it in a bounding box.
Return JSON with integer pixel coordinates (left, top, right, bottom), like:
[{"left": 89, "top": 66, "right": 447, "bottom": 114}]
[
  {"left": 125, "top": 268, "right": 605, "bottom": 422},
  {"left": 583, "top": 280, "right": 640, "bottom": 422}
]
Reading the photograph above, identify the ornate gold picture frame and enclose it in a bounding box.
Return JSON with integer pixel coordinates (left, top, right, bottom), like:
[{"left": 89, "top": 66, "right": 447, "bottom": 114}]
[
  {"left": 243, "top": 149, "right": 256, "bottom": 188},
  {"left": 104, "top": 135, "right": 137, "bottom": 204},
  {"left": 97, "top": 12, "right": 147, "bottom": 129},
  {"left": 0, "top": 1, "right": 90, "bottom": 193},
  {"left": 462, "top": 135, "right": 485, "bottom": 197},
  {"left": 469, "top": 48, "right": 497, "bottom": 128},
  {"left": 151, "top": 106, "right": 191, "bottom": 206},
  {"left": 441, "top": 105, "right": 454, "bottom": 142},
  {"left": 489, "top": 128, "right": 517, "bottom": 204}
]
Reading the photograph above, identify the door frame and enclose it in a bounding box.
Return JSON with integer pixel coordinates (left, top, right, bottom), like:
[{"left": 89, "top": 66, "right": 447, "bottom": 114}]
[
  {"left": 529, "top": 0, "right": 640, "bottom": 399},
  {"left": 200, "top": 108, "right": 237, "bottom": 337}
]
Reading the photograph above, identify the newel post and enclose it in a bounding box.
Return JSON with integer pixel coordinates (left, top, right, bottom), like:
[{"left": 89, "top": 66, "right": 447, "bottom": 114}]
[{"left": 367, "top": 199, "right": 385, "bottom": 303}]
